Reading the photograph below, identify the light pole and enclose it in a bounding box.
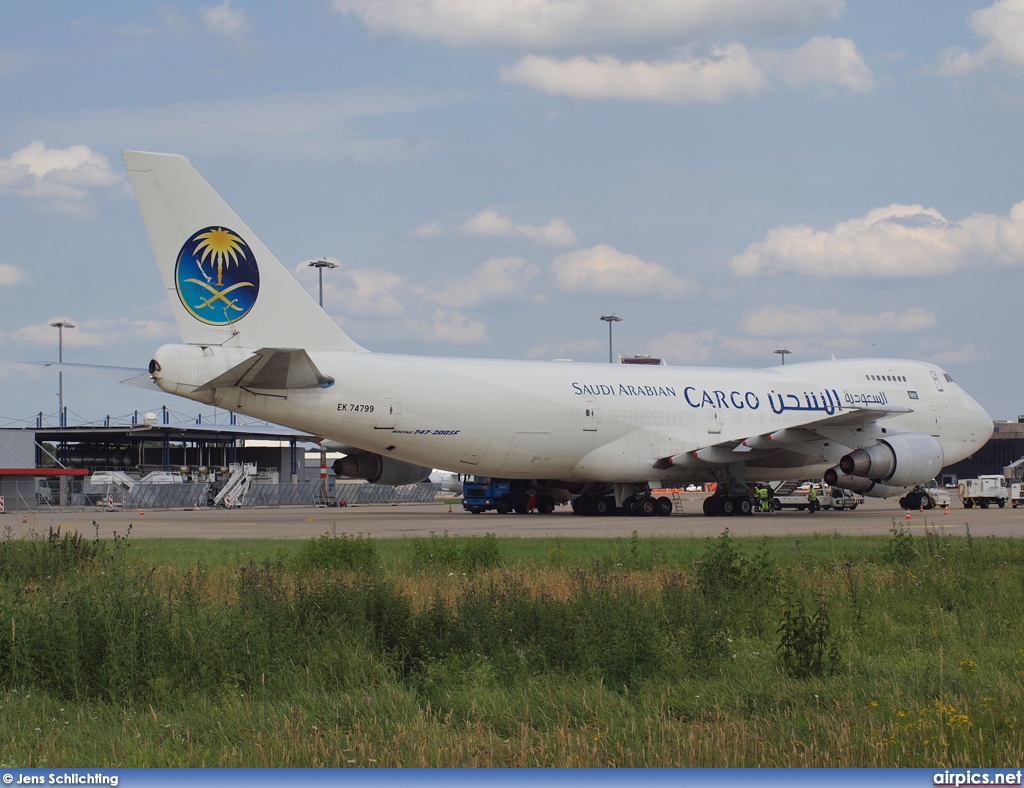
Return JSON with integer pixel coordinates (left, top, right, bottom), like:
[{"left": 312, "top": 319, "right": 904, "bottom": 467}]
[
  {"left": 50, "top": 319, "right": 75, "bottom": 426},
  {"left": 774, "top": 348, "right": 791, "bottom": 366},
  {"left": 307, "top": 258, "right": 338, "bottom": 307},
  {"left": 306, "top": 260, "right": 337, "bottom": 497},
  {"left": 600, "top": 314, "right": 622, "bottom": 364}
]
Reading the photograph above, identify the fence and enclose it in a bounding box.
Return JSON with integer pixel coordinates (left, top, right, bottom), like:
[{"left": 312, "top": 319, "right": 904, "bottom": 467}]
[
  {"left": 125, "top": 482, "right": 211, "bottom": 510},
  {"left": 332, "top": 482, "right": 442, "bottom": 505},
  {"left": 244, "top": 482, "right": 318, "bottom": 507}
]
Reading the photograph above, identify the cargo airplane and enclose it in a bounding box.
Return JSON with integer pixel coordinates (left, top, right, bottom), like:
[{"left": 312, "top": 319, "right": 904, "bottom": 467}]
[{"left": 121, "top": 151, "right": 993, "bottom": 517}]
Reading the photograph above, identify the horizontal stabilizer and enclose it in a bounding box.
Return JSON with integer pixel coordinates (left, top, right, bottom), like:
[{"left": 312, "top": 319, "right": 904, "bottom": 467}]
[
  {"left": 195, "top": 348, "right": 334, "bottom": 392},
  {"left": 27, "top": 361, "right": 160, "bottom": 391}
]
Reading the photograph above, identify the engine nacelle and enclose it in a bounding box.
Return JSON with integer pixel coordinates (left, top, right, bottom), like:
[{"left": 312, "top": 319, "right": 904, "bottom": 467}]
[
  {"left": 823, "top": 469, "right": 907, "bottom": 498},
  {"left": 333, "top": 452, "right": 431, "bottom": 486},
  {"left": 836, "top": 433, "right": 944, "bottom": 488}
]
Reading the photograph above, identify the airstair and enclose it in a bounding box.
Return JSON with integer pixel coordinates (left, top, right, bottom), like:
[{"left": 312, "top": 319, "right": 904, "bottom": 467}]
[
  {"left": 213, "top": 463, "right": 257, "bottom": 507},
  {"left": 90, "top": 471, "right": 137, "bottom": 509}
]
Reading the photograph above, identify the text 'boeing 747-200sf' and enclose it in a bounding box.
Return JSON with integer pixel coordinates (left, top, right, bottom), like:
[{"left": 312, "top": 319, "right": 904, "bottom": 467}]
[{"left": 117, "top": 151, "right": 992, "bottom": 517}]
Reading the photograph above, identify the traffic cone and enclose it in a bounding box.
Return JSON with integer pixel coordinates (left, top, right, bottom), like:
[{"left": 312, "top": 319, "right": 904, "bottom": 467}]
[
  {"left": 21, "top": 514, "right": 27, "bottom": 523},
  {"left": 944, "top": 501, "right": 949, "bottom": 515},
  {"left": 448, "top": 504, "right": 453, "bottom": 513},
  {"left": 905, "top": 509, "right": 912, "bottom": 521},
  {"left": 139, "top": 509, "right": 145, "bottom": 516}
]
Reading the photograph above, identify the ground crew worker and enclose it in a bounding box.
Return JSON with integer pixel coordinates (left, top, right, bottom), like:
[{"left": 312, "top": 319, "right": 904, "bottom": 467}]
[
  {"left": 808, "top": 485, "right": 818, "bottom": 514},
  {"left": 758, "top": 485, "right": 770, "bottom": 512}
]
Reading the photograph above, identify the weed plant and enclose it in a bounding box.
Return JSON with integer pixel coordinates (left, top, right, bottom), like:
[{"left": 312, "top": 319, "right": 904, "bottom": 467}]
[{"left": 0, "top": 522, "right": 1020, "bottom": 766}]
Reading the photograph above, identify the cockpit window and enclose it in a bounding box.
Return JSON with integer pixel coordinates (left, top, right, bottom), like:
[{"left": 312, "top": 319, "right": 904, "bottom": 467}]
[{"left": 944, "top": 373, "right": 953, "bottom": 382}]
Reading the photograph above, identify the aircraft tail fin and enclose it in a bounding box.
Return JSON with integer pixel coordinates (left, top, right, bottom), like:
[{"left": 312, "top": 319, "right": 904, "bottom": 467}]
[{"left": 123, "top": 151, "right": 365, "bottom": 353}]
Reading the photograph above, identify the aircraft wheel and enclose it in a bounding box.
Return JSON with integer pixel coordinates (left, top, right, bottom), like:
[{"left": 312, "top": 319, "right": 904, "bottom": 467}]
[
  {"left": 736, "top": 497, "right": 752, "bottom": 516},
  {"left": 703, "top": 497, "right": 718, "bottom": 516},
  {"left": 656, "top": 496, "right": 673, "bottom": 516},
  {"left": 720, "top": 498, "right": 736, "bottom": 516},
  {"left": 639, "top": 497, "right": 656, "bottom": 516},
  {"left": 623, "top": 496, "right": 638, "bottom": 516},
  {"left": 594, "top": 497, "right": 610, "bottom": 516},
  {"left": 536, "top": 495, "right": 555, "bottom": 514},
  {"left": 497, "top": 497, "right": 512, "bottom": 514}
]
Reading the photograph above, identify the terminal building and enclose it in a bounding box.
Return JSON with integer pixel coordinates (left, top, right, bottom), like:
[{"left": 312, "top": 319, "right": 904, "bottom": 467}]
[
  {"left": 0, "top": 408, "right": 323, "bottom": 511},
  {"left": 940, "top": 418, "right": 1024, "bottom": 485}
]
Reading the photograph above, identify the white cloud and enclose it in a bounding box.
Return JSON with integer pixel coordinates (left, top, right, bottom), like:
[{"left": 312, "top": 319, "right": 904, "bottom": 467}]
[
  {"left": 759, "top": 36, "right": 874, "bottom": 93},
  {"left": 645, "top": 331, "right": 717, "bottom": 364},
  {"left": 412, "top": 220, "right": 444, "bottom": 239},
  {"left": 739, "top": 305, "right": 936, "bottom": 337},
  {"left": 429, "top": 309, "right": 487, "bottom": 343},
  {"left": 460, "top": 210, "right": 515, "bottom": 236},
  {"left": 501, "top": 37, "right": 872, "bottom": 103},
  {"left": 927, "top": 343, "right": 989, "bottom": 365},
  {"left": 518, "top": 217, "right": 577, "bottom": 246},
  {"left": 940, "top": 0, "right": 1024, "bottom": 75},
  {"left": 729, "top": 200, "right": 1024, "bottom": 277},
  {"left": 13, "top": 317, "right": 174, "bottom": 347},
  {"left": 0, "top": 142, "right": 122, "bottom": 213},
  {"left": 524, "top": 338, "right": 603, "bottom": 360},
  {"left": 334, "top": 269, "right": 406, "bottom": 318},
  {"left": 501, "top": 46, "right": 767, "bottom": 104},
  {"left": 200, "top": 0, "right": 250, "bottom": 38},
  {"left": 424, "top": 256, "right": 540, "bottom": 306},
  {"left": 458, "top": 210, "right": 578, "bottom": 246},
  {"left": 552, "top": 244, "right": 691, "bottom": 296},
  {"left": 334, "top": 0, "right": 844, "bottom": 49},
  {"left": 294, "top": 259, "right": 407, "bottom": 318},
  {"left": 0, "top": 263, "right": 28, "bottom": 288}
]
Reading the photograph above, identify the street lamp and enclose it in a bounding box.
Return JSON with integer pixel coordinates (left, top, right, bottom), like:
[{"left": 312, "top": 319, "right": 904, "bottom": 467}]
[
  {"left": 600, "top": 314, "right": 622, "bottom": 364},
  {"left": 50, "top": 319, "right": 75, "bottom": 426},
  {"left": 306, "top": 260, "right": 337, "bottom": 497},
  {"left": 774, "top": 348, "right": 792, "bottom": 366},
  {"left": 307, "top": 259, "right": 338, "bottom": 307}
]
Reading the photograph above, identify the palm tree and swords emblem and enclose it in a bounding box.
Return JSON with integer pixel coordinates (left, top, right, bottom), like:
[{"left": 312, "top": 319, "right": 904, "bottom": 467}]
[{"left": 175, "top": 226, "right": 260, "bottom": 325}]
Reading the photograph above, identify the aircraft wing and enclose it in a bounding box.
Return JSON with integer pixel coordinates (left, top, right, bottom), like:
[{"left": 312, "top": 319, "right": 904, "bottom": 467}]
[
  {"left": 26, "top": 361, "right": 160, "bottom": 391},
  {"left": 663, "top": 403, "right": 915, "bottom": 469},
  {"left": 194, "top": 348, "right": 334, "bottom": 392}
]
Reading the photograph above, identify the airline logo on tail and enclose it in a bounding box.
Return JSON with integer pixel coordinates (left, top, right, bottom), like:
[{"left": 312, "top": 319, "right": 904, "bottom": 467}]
[{"left": 174, "top": 226, "right": 260, "bottom": 325}]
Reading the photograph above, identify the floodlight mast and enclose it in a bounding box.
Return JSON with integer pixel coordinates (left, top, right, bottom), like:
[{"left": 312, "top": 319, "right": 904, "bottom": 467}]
[{"left": 600, "top": 314, "right": 622, "bottom": 364}]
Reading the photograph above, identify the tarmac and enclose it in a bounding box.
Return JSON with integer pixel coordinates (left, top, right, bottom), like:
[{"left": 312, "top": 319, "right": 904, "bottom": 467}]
[{"left": 1, "top": 493, "right": 1021, "bottom": 540}]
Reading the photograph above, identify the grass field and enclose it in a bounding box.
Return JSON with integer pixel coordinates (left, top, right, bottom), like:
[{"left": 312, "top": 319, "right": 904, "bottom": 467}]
[{"left": 0, "top": 522, "right": 1020, "bottom": 767}]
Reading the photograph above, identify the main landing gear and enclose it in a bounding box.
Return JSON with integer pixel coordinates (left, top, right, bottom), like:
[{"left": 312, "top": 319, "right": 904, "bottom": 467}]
[{"left": 571, "top": 484, "right": 673, "bottom": 517}]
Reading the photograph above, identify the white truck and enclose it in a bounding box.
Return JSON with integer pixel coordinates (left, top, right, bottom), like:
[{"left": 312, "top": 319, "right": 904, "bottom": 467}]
[
  {"left": 958, "top": 475, "right": 1010, "bottom": 509},
  {"left": 1011, "top": 483, "right": 1024, "bottom": 508},
  {"left": 898, "top": 479, "right": 951, "bottom": 511}
]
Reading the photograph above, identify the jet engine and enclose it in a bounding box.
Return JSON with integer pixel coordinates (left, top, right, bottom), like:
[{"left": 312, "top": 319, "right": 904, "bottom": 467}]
[
  {"left": 824, "top": 433, "right": 944, "bottom": 495},
  {"left": 333, "top": 452, "right": 432, "bottom": 486}
]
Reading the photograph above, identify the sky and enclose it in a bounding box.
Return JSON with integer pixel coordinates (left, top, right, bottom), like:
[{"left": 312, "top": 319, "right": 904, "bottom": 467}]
[{"left": 3, "top": 0, "right": 1024, "bottom": 428}]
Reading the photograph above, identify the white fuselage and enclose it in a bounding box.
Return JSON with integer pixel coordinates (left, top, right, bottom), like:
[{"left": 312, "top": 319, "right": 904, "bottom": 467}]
[{"left": 151, "top": 346, "right": 993, "bottom": 486}]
